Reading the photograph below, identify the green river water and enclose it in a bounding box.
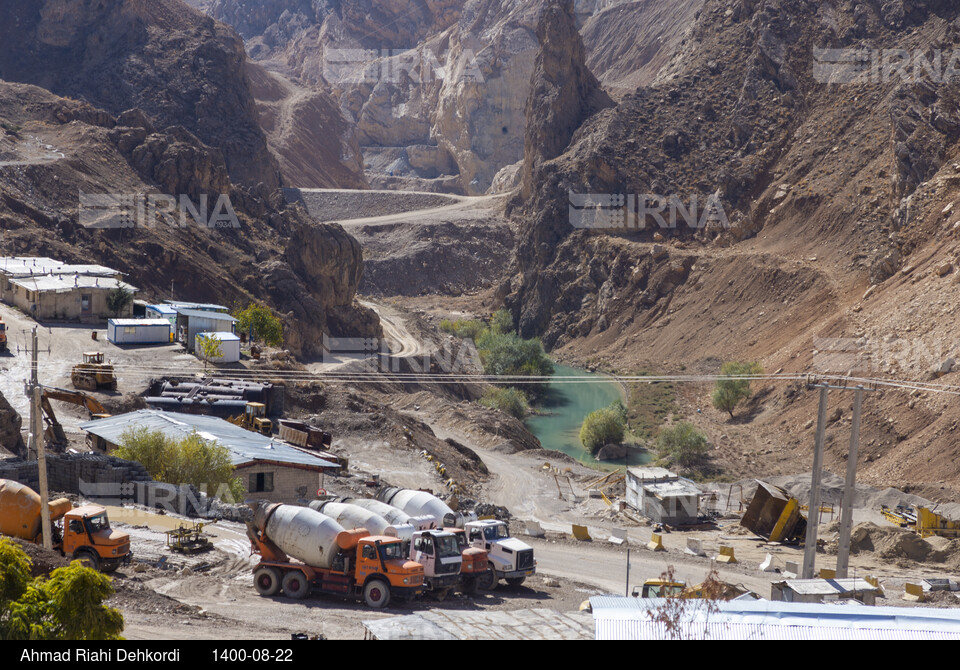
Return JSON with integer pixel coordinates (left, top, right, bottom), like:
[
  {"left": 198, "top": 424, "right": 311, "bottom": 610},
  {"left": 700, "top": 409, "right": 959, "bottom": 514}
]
[{"left": 524, "top": 364, "right": 652, "bottom": 469}]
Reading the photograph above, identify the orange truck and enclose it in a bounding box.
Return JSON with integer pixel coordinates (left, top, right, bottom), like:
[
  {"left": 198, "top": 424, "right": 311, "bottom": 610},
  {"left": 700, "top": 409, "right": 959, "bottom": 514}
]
[
  {"left": 0, "top": 315, "right": 6, "bottom": 351},
  {"left": 246, "top": 503, "right": 424, "bottom": 609},
  {"left": 0, "top": 479, "right": 132, "bottom": 573}
]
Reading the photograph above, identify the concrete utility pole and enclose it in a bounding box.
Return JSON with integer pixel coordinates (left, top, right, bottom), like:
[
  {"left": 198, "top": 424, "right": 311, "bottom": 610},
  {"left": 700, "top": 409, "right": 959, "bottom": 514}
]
[
  {"left": 25, "top": 327, "right": 52, "bottom": 550},
  {"left": 802, "top": 383, "right": 829, "bottom": 579},
  {"left": 836, "top": 386, "right": 864, "bottom": 578}
]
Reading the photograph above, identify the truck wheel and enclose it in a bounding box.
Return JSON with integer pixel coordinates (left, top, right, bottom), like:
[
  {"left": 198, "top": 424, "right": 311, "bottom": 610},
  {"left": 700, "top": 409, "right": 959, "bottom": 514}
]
[
  {"left": 363, "top": 579, "right": 391, "bottom": 609},
  {"left": 506, "top": 576, "right": 526, "bottom": 587},
  {"left": 254, "top": 567, "right": 282, "bottom": 597},
  {"left": 281, "top": 571, "right": 310, "bottom": 600},
  {"left": 432, "top": 587, "right": 451, "bottom": 602},
  {"left": 478, "top": 564, "right": 497, "bottom": 592},
  {"left": 462, "top": 575, "right": 479, "bottom": 595},
  {"left": 73, "top": 550, "right": 100, "bottom": 572}
]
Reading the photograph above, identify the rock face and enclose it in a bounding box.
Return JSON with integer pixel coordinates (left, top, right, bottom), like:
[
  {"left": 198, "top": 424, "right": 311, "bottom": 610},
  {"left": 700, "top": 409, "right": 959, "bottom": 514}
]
[
  {"left": 519, "top": 0, "right": 613, "bottom": 200},
  {"left": 0, "top": 390, "right": 25, "bottom": 458},
  {"left": 0, "top": 0, "right": 280, "bottom": 191}
]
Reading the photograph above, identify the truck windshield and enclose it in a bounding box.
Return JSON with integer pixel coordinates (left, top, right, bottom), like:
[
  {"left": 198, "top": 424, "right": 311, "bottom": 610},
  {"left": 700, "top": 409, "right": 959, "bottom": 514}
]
[
  {"left": 483, "top": 525, "right": 509, "bottom": 541},
  {"left": 379, "top": 542, "right": 405, "bottom": 561},
  {"left": 86, "top": 514, "right": 109, "bottom": 533},
  {"left": 436, "top": 535, "right": 460, "bottom": 558}
]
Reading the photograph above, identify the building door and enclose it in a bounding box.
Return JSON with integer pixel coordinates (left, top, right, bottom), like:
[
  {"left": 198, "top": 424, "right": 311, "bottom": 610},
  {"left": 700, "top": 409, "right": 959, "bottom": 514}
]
[{"left": 81, "top": 294, "right": 91, "bottom": 314}]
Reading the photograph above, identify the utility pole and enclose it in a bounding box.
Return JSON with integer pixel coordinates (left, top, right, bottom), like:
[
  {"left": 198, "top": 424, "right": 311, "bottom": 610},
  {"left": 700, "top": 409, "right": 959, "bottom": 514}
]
[
  {"left": 836, "top": 386, "right": 864, "bottom": 578},
  {"left": 25, "top": 327, "right": 52, "bottom": 550},
  {"left": 625, "top": 548, "right": 631, "bottom": 597},
  {"left": 802, "top": 383, "right": 829, "bottom": 579}
]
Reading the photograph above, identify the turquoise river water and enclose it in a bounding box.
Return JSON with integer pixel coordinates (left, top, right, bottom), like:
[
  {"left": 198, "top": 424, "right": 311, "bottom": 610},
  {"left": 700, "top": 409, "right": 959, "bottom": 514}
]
[{"left": 524, "top": 364, "right": 652, "bottom": 469}]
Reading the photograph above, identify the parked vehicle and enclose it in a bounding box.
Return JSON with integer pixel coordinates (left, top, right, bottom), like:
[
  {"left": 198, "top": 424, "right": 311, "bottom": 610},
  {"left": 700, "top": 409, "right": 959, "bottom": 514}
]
[
  {"left": 445, "top": 527, "right": 494, "bottom": 593},
  {"left": 464, "top": 519, "right": 536, "bottom": 588},
  {"left": 0, "top": 479, "right": 131, "bottom": 572},
  {"left": 410, "top": 529, "right": 463, "bottom": 600},
  {"left": 71, "top": 352, "right": 117, "bottom": 391},
  {"left": 246, "top": 503, "right": 424, "bottom": 609}
]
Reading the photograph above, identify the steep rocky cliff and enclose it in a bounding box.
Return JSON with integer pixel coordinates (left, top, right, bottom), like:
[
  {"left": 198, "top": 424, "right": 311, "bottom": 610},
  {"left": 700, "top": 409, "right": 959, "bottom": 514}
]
[{"left": 0, "top": 0, "right": 280, "bottom": 191}]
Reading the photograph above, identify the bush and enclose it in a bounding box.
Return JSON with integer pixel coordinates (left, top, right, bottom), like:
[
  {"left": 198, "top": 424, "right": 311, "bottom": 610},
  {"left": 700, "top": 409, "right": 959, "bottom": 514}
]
[
  {"left": 439, "top": 318, "right": 485, "bottom": 341},
  {"left": 234, "top": 303, "right": 283, "bottom": 347},
  {"left": 711, "top": 361, "right": 763, "bottom": 418},
  {"left": 489, "top": 309, "right": 514, "bottom": 335},
  {"left": 580, "top": 405, "right": 626, "bottom": 454},
  {"left": 479, "top": 387, "right": 529, "bottom": 420},
  {"left": 114, "top": 427, "right": 245, "bottom": 502},
  {"left": 106, "top": 286, "right": 133, "bottom": 318},
  {"left": 656, "top": 422, "right": 710, "bottom": 468},
  {"left": 0, "top": 539, "right": 123, "bottom": 640}
]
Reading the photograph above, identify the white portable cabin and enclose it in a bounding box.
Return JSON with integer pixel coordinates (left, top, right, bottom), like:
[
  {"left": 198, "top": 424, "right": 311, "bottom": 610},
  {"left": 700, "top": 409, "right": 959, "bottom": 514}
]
[
  {"left": 177, "top": 309, "right": 237, "bottom": 352},
  {"left": 107, "top": 318, "right": 172, "bottom": 345},
  {"left": 195, "top": 331, "right": 241, "bottom": 363}
]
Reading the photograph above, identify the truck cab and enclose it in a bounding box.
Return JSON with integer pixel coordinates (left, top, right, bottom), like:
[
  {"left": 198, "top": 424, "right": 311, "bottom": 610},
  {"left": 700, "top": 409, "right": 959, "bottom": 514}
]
[
  {"left": 349, "top": 534, "right": 424, "bottom": 608},
  {"left": 446, "top": 527, "right": 492, "bottom": 593},
  {"left": 410, "top": 530, "right": 462, "bottom": 599},
  {"left": 633, "top": 579, "right": 686, "bottom": 598},
  {"left": 464, "top": 519, "right": 536, "bottom": 588},
  {"left": 60, "top": 506, "right": 132, "bottom": 573}
]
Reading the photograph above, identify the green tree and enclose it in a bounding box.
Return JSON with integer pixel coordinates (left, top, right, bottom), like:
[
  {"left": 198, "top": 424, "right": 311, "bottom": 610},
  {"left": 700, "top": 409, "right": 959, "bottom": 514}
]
[
  {"left": 711, "top": 361, "right": 763, "bottom": 419},
  {"left": 114, "top": 427, "right": 245, "bottom": 502},
  {"left": 197, "top": 333, "right": 223, "bottom": 371},
  {"left": 0, "top": 539, "right": 123, "bottom": 641},
  {"left": 656, "top": 422, "right": 710, "bottom": 468},
  {"left": 479, "top": 387, "right": 530, "bottom": 420},
  {"left": 105, "top": 286, "right": 133, "bottom": 318},
  {"left": 234, "top": 303, "right": 283, "bottom": 347},
  {"left": 579, "top": 405, "right": 626, "bottom": 454},
  {"left": 489, "top": 309, "right": 514, "bottom": 335}
]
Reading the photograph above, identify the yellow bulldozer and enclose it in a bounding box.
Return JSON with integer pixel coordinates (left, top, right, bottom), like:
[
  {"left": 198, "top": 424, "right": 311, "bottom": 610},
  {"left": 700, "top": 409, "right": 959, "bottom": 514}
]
[
  {"left": 228, "top": 402, "right": 272, "bottom": 436},
  {"left": 71, "top": 352, "right": 117, "bottom": 392}
]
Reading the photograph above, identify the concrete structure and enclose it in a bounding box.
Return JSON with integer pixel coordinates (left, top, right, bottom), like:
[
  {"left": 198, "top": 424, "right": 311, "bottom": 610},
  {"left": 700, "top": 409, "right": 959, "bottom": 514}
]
[
  {"left": 625, "top": 467, "right": 700, "bottom": 525},
  {"left": 176, "top": 309, "right": 237, "bottom": 352},
  {"left": 363, "top": 609, "right": 595, "bottom": 640},
  {"left": 770, "top": 579, "right": 883, "bottom": 606},
  {"left": 107, "top": 318, "right": 172, "bottom": 345},
  {"left": 0, "top": 256, "right": 136, "bottom": 322},
  {"left": 589, "top": 596, "right": 960, "bottom": 640},
  {"left": 79, "top": 410, "right": 337, "bottom": 504},
  {"left": 195, "top": 332, "right": 241, "bottom": 363}
]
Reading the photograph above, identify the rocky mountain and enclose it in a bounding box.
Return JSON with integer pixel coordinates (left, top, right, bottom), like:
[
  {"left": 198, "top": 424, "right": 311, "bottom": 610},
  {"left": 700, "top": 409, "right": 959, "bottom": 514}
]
[
  {"left": 0, "top": 1, "right": 380, "bottom": 357},
  {"left": 0, "top": 0, "right": 280, "bottom": 191},
  {"left": 505, "top": 0, "right": 960, "bottom": 495}
]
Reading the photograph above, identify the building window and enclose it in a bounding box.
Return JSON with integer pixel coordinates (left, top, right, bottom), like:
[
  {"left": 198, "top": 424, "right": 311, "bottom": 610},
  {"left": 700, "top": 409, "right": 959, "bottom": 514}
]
[
  {"left": 124, "top": 327, "right": 137, "bottom": 335},
  {"left": 249, "top": 472, "right": 274, "bottom": 493},
  {"left": 81, "top": 294, "right": 91, "bottom": 312}
]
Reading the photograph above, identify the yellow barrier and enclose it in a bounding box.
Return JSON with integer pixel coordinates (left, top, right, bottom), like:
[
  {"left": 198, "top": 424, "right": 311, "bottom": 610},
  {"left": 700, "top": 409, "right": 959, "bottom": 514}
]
[
  {"left": 716, "top": 546, "right": 737, "bottom": 563},
  {"left": 865, "top": 575, "right": 880, "bottom": 588},
  {"left": 647, "top": 533, "right": 666, "bottom": 552},
  {"left": 819, "top": 568, "right": 836, "bottom": 579},
  {"left": 903, "top": 583, "right": 926, "bottom": 602},
  {"left": 572, "top": 525, "right": 592, "bottom": 541}
]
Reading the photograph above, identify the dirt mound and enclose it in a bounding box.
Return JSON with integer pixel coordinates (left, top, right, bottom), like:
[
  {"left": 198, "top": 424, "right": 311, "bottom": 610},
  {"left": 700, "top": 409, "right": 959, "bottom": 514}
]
[
  {"left": 8, "top": 538, "right": 71, "bottom": 577},
  {"left": 846, "top": 522, "right": 943, "bottom": 563}
]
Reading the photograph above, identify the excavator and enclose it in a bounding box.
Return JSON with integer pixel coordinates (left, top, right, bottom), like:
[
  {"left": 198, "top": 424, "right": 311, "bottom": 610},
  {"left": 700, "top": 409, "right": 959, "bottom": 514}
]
[{"left": 40, "top": 387, "right": 111, "bottom": 448}]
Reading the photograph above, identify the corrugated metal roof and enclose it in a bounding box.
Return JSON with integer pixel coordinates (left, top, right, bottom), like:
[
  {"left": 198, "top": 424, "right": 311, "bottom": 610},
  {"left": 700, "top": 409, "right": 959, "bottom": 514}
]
[
  {"left": 177, "top": 308, "right": 237, "bottom": 321},
  {"left": 146, "top": 304, "right": 179, "bottom": 314},
  {"left": 163, "top": 301, "right": 228, "bottom": 311},
  {"left": 363, "top": 609, "right": 595, "bottom": 640},
  {"left": 589, "top": 596, "right": 960, "bottom": 640},
  {"left": 0, "top": 257, "right": 120, "bottom": 278},
  {"left": 10, "top": 275, "right": 137, "bottom": 293},
  {"left": 198, "top": 331, "right": 240, "bottom": 341},
  {"left": 80, "top": 410, "right": 337, "bottom": 470}
]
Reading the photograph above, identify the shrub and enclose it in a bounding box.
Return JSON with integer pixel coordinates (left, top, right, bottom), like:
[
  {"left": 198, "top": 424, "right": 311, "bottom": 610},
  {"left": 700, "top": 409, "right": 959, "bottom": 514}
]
[
  {"left": 439, "top": 318, "right": 485, "bottom": 341},
  {"left": 196, "top": 333, "right": 223, "bottom": 370},
  {"left": 711, "top": 361, "right": 763, "bottom": 418},
  {"left": 114, "top": 427, "right": 245, "bottom": 502},
  {"left": 489, "top": 309, "right": 514, "bottom": 335},
  {"left": 0, "top": 539, "right": 123, "bottom": 640},
  {"left": 580, "top": 405, "right": 626, "bottom": 454},
  {"left": 106, "top": 286, "right": 133, "bottom": 318},
  {"left": 234, "top": 303, "right": 283, "bottom": 347},
  {"left": 656, "top": 422, "right": 710, "bottom": 468},
  {"left": 479, "top": 387, "right": 529, "bottom": 420}
]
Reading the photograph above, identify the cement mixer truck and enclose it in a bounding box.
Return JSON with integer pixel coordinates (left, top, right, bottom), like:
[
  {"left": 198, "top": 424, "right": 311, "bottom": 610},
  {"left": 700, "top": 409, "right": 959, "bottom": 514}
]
[
  {"left": 246, "top": 503, "right": 424, "bottom": 609},
  {"left": 376, "top": 487, "right": 477, "bottom": 528},
  {"left": 0, "top": 479, "right": 131, "bottom": 573},
  {"left": 309, "top": 500, "right": 416, "bottom": 540},
  {"left": 343, "top": 497, "right": 438, "bottom": 531},
  {"left": 464, "top": 519, "right": 536, "bottom": 588}
]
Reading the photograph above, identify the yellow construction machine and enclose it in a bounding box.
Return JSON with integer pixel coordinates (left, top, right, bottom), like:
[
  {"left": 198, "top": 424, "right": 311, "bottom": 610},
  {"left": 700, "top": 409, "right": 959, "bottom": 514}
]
[
  {"left": 71, "top": 352, "right": 117, "bottom": 391},
  {"left": 40, "top": 387, "right": 111, "bottom": 448},
  {"left": 228, "top": 402, "right": 272, "bottom": 436}
]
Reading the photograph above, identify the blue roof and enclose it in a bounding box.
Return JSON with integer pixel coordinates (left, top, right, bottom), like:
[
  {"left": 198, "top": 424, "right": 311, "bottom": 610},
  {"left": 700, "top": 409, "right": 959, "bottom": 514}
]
[{"left": 80, "top": 410, "right": 337, "bottom": 470}]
